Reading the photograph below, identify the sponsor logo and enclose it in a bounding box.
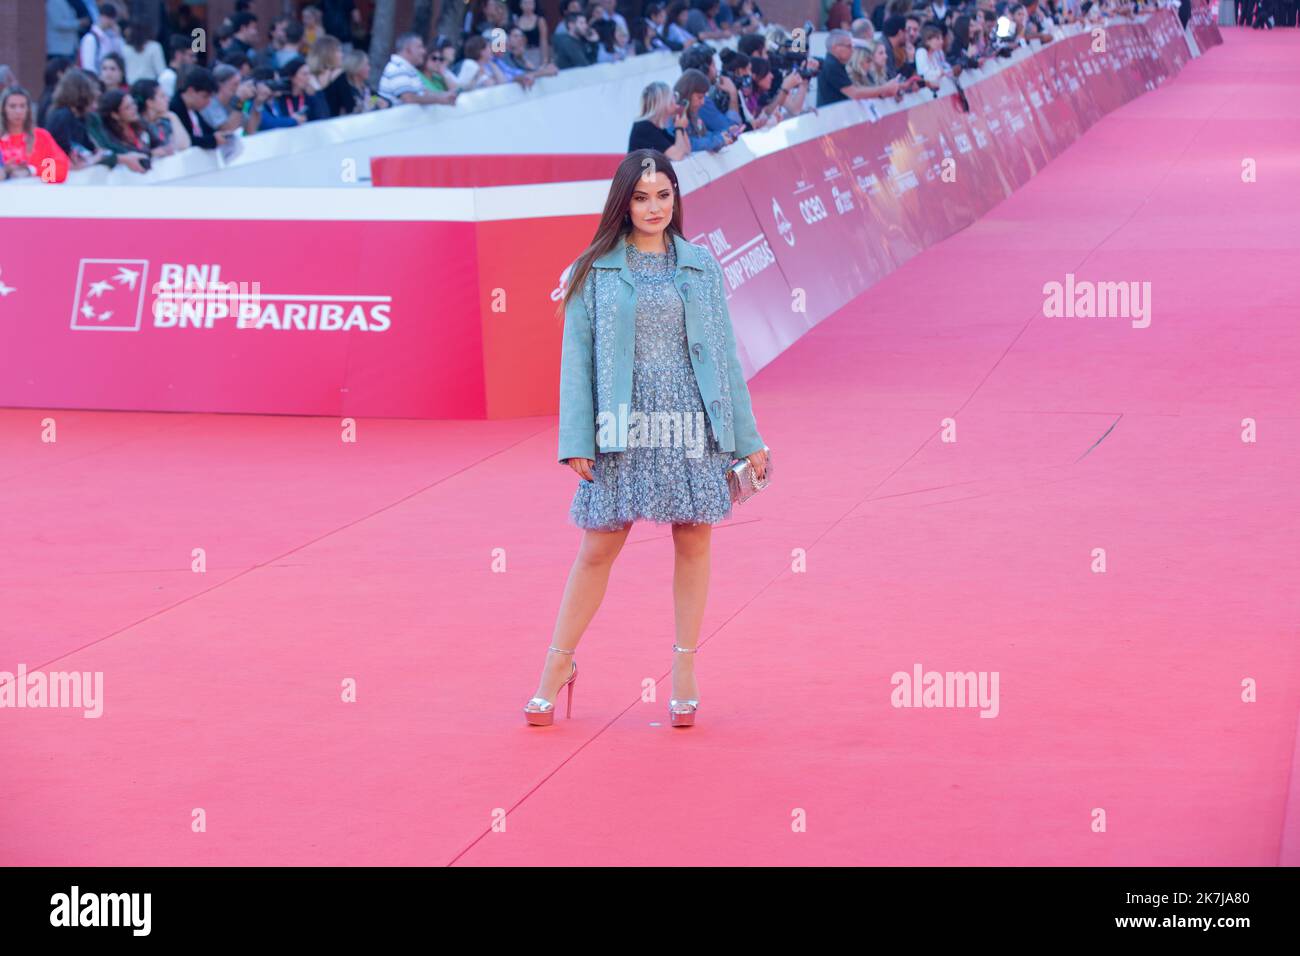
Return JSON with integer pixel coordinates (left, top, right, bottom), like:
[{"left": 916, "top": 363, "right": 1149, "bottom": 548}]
[
  {"left": 68, "top": 260, "right": 392, "bottom": 333},
  {"left": 772, "top": 197, "right": 794, "bottom": 247},
  {"left": 69, "top": 259, "right": 149, "bottom": 331}
]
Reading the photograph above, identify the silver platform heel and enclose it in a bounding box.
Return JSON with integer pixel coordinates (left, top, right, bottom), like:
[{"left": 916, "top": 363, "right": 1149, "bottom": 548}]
[
  {"left": 669, "top": 643, "right": 699, "bottom": 727},
  {"left": 523, "top": 646, "right": 578, "bottom": 726}
]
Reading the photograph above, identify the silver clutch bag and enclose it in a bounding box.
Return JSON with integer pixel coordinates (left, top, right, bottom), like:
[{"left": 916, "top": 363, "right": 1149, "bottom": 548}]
[{"left": 727, "top": 445, "right": 771, "bottom": 504}]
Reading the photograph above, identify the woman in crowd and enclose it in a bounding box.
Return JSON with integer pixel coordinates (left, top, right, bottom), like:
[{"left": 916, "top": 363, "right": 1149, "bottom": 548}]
[
  {"left": 45, "top": 69, "right": 118, "bottom": 170},
  {"left": 455, "top": 35, "right": 511, "bottom": 89},
  {"left": 593, "top": 20, "right": 630, "bottom": 63},
  {"left": 631, "top": 15, "right": 670, "bottom": 54},
  {"left": 325, "top": 49, "right": 390, "bottom": 115},
  {"left": 628, "top": 80, "right": 691, "bottom": 160},
  {"left": 37, "top": 57, "right": 73, "bottom": 128},
  {"left": 687, "top": 0, "right": 733, "bottom": 40},
  {"left": 259, "top": 57, "right": 330, "bottom": 129},
  {"left": 665, "top": 1, "right": 698, "bottom": 48},
  {"left": 673, "top": 68, "right": 734, "bottom": 152},
  {"left": 307, "top": 35, "right": 344, "bottom": 94},
  {"left": 300, "top": 5, "right": 324, "bottom": 51},
  {"left": 512, "top": 0, "right": 551, "bottom": 69},
  {"left": 0, "top": 86, "right": 70, "bottom": 184},
  {"left": 847, "top": 40, "right": 882, "bottom": 86},
  {"left": 131, "top": 78, "right": 190, "bottom": 155},
  {"left": 122, "top": 21, "right": 166, "bottom": 83},
  {"left": 90, "top": 88, "right": 152, "bottom": 173},
  {"left": 98, "top": 52, "right": 129, "bottom": 92},
  {"left": 948, "top": 15, "right": 987, "bottom": 70},
  {"left": 422, "top": 39, "right": 465, "bottom": 94}
]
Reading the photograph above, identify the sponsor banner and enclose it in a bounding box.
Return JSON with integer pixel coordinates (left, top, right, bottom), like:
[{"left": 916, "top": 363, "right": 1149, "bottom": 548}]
[
  {"left": 677, "top": 171, "right": 802, "bottom": 376},
  {"left": 1189, "top": 0, "right": 1224, "bottom": 51},
  {"left": 0, "top": 220, "right": 485, "bottom": 417}
]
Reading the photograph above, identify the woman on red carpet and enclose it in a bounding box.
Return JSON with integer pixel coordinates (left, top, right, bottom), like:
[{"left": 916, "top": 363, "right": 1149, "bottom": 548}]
[
  {"left": 0, "top": 87, "right": 70, "bottom": 184},
  {"left": 523, "top": 148, "right": 769, "bottom": 729}
]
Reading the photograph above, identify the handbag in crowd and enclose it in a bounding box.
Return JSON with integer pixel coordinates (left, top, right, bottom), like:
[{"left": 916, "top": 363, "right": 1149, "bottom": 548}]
[{"left": 727, "top": 445, "right": 771, "bottom": 504}]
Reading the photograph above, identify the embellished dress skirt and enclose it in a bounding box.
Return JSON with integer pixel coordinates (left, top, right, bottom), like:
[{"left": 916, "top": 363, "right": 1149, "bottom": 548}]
[{"left": 570, "top": 241, "right": 735, "bottom": 531}]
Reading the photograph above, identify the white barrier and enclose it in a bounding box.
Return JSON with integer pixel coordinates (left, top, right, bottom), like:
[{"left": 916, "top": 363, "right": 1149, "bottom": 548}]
[{"left": 65, "top": 50, "right": 684, "bottom": 188}]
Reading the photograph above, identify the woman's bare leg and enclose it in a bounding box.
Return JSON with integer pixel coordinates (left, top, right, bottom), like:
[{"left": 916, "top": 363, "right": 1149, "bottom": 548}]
[
  {"left": 670, "top": 521, "right": 712, "bottom": 702},
  {"left": 532, "top": 522, "right": 633, "bottom": 703}
]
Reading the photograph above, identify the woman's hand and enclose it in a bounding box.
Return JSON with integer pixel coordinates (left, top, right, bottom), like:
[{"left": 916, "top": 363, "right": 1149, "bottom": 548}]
[
  {"left": 746, "top": 448, "right": 767, "bottom": 481},
  {"left": 565, "top": 457, "right": 595, "bottom": 482}
]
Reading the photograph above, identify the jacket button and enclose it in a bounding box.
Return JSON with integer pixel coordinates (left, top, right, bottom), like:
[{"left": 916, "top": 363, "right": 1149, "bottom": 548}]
[
  {"left": 682, "top": 282, "right": 690, "bottom": 299},
  {"left": 711, "top": 400, "right": 721, "bottom": 414},
  {"left": 692, "top": 342, "right": 702, "bottom": 358}
]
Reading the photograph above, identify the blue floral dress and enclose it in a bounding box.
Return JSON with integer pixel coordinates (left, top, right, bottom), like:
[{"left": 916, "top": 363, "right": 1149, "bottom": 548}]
[{"left": 569, "top": 240, "right": 735, "bottom": 531}]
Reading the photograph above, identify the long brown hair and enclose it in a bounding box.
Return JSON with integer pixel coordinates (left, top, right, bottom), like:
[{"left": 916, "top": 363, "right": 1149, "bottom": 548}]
[
  {"left": 555, "top": 148, "right": 685, "bottom": 320},
  {"left": 1, "top": 87, "right": 35, "bottom": 138},
  {"left": 53, "top": 69, "right": 99, "bottom": 115}
]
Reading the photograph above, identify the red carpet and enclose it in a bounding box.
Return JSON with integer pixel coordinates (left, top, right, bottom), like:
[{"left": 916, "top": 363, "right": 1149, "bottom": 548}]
[{"left": 1, "top": 28, "right": 1297, "bottom": 866}]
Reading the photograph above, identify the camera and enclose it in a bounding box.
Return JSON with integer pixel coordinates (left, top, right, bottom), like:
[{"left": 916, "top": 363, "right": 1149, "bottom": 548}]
[{"left": 770, "top": 41, "right": 816, "bottom": 80}]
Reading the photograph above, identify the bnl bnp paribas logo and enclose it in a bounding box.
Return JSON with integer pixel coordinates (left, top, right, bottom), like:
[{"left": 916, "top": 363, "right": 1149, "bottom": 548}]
[{"left": 68, "top": 259, "right": 392, "bottom": 332}]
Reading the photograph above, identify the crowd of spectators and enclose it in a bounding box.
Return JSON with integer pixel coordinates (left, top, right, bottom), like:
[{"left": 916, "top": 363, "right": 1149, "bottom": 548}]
[
  {"left": 0, "top": 0, "right": 1197, "bottom": 184},
  {"left": 625, "top": 0, "right": 1178, "bottom": 159}
]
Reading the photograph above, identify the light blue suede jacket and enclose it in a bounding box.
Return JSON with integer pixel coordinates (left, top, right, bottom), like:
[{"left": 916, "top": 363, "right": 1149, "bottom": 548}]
[{"left": 558, "top": 230, "right": 764, "bottom": 463}]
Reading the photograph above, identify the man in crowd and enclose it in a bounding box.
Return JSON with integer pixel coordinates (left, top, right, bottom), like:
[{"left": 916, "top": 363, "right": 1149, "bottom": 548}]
[
  {"left": 378, "top": 32, "right": 459, "bottom": 104},
  {"left": 817, "top": 29, "right": 904, "bottom": 105},
  {"left": 203, "top": 63, "right": 265, "bottom": 138},
  {"left": 478, "top": 0, "right": 512, "bottom": 41},
  {"left": 224, "top": 12, "right": 262, "bottom": 63},
  {"left": 47, "top": 0, "right": 89, "bottom": 63},
  {"left": 79, "top": 2, "right": 126, "bottom": 74},
  {"left": 553, "top": 12, "right": 599, "bottom": 69},
  {"left": 881, "top": 15, "right": 912, "bottom": 78},
  {"left": 170, "top": 66, "right": 225, "bottom": 149},
  {"left": 260, "top": 16, "right": 301, "bottom": 71},
  {"left": 495, "top": 27, "right": 560, "bottom": 86},
  {"left": 159, "top": 34, "right": 196, "bottom": 99}
]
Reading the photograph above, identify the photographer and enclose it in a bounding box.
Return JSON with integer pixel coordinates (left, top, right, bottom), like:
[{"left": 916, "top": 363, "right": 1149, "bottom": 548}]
[
  {"left": 745, "top": 57, "right": 808, "bottom": 127},
  {"left": 259, "top": 57, "right": 329, "bottom": 130},
  {"left": 818, "top": 30, "right": 914, "bottom": 106},
  {"left": 719, "top": 49, "right": 759, "bottom": 128},
  {"left": 203, "top": 64, "right": 262, "bottom": 139},
  {"left": 679, "top": 45, "right": 743, "bottom": 137}
]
